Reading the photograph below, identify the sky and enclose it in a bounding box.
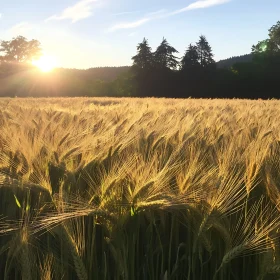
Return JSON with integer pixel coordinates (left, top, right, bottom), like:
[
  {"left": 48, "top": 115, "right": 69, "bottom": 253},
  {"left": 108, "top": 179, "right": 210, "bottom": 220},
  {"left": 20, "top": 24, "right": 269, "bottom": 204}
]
[{"left": 0, "top": 0, "right": 279, "bottom": 69}]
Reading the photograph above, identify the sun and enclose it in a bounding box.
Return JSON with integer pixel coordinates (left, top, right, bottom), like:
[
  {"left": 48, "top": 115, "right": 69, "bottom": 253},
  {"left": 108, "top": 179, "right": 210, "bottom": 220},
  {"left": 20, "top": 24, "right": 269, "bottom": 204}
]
[{"left": 32, "top": 55, "right": 57, "bottom": 72}]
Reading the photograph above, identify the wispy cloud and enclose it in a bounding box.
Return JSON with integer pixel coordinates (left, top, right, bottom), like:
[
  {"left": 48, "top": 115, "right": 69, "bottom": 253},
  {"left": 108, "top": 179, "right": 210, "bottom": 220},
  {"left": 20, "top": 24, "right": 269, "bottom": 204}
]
[
  {"left": 109, "top": 9, "right": 166, "bottom": 32},
  {"left": 113, "top": 11, "right": 141, "bottom": 16},
  {"left": 170, "top": 0, "right": 231, "bottom": 15},
  {"left": 109, "top": 18, "right": 151, "bottom": 32},
  {"left": 46, "top": 0, "right": 98, "bottom": 23},
  {"left": 8, "top": 22, "right": 33, "bottom": 36},
  {"left": 146, "top": 9, "right": 167, "bottom": 17},
  {"left": 109, "top": 0, "right": 230, "bottom": 31}
]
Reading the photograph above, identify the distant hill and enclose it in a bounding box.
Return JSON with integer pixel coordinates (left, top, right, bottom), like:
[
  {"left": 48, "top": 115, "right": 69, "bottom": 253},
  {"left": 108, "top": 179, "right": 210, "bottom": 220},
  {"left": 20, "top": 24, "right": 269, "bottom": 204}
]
[
  {"left": 57, "top": 66, "right": 131, "bottom": 82},
  {"left": 217, "top": 54, "right": 253, "bottom": 69},
  {"left": 0, "top": 64, "right": 134, "bottom": 97}
]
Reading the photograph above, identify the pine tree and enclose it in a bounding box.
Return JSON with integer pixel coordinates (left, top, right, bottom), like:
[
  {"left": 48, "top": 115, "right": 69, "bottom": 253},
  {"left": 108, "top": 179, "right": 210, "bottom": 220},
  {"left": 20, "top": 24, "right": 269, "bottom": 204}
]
[
  {"left": 154, "top": 38, "right": 179, "bottom": 70},
  {"left": 196, "top": 35, "right": 215, "bottom": 68},
  {"left": 132, "top": 38, "right": 154, "bottom": 70},
  {"left": 181, "top": 44, "right": 199, "bottom": 71}
]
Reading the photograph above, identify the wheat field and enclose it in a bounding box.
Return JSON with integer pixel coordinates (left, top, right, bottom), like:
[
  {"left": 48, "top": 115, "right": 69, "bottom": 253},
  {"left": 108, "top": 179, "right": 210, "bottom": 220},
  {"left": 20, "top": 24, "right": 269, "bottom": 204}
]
[{"left": 0, "top": 97, "right": 280, "bottom": 280}]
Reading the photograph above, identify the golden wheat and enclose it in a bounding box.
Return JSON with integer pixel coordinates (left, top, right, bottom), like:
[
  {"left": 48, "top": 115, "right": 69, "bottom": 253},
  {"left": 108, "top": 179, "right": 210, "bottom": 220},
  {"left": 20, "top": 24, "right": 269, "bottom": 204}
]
[{"left": 0, "top": 97, "right": 280, "bottom": 279}]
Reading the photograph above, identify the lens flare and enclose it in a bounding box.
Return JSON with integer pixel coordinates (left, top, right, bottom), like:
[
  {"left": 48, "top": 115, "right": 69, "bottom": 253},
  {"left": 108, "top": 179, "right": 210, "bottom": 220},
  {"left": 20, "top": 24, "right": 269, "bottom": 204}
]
[{"left": 32, "top": 55, "right": 57, "bottom": 72}]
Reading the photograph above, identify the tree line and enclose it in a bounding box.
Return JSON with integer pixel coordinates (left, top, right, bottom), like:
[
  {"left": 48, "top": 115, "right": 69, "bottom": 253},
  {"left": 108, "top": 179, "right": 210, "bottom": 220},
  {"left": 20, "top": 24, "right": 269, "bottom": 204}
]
[
  {"left": 130, "top": 20, "right": 280, "bottom": 99},
  {"left": 0, "top": 20, "right": 280, "bottom": 98},
  {"left": 130, "top": 35, "right": 216, "bottom": 98}
]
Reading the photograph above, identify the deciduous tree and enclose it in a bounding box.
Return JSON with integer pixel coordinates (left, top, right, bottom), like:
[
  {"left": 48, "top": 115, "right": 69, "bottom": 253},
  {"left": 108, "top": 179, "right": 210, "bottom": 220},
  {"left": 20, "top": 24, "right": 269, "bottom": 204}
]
[{"left": 0, "top": 36, "right": 42, "bottom": 63}]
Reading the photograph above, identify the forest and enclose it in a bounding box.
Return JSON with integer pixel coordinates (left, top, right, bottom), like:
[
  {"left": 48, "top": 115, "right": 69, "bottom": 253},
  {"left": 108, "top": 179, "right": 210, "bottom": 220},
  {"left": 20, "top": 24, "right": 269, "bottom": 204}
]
[{"left": 0, "top": 20, "right": 280, "bottom": 99}]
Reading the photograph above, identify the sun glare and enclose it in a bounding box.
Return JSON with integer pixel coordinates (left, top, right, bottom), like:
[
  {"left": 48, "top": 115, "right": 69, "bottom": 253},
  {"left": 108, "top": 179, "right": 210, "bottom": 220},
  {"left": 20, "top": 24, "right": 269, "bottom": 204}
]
[{"left": 32, "top": 55, "right": 57, "bottom": 72}]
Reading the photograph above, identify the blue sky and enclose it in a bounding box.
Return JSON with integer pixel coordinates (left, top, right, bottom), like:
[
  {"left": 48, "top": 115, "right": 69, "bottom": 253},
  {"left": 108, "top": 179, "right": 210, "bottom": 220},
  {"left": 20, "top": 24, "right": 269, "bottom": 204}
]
[{"left": 0, "top": 0, "right": 279, "bottom": 68}]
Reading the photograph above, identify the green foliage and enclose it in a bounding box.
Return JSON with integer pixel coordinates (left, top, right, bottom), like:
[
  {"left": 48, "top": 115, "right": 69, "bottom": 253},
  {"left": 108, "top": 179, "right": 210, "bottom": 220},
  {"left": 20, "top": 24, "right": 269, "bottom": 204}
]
[
  {"left": 252, "top": 20, "right": 280, "bottom": 55},
  {"left": 269, "top": 21, "right": 280, "bottom": 50},
  {"left": 111, "top": 70, "right": 136, "bottom": 97},
  {"left": 13, "top": 195, "right": 21, "bottom": 208}
]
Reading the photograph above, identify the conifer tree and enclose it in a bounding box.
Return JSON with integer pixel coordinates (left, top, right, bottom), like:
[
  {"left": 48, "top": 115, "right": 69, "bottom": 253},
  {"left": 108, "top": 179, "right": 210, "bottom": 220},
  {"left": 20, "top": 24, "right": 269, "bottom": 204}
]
[
  {"left": 132, "top": 38, "right": 154, "bottom": 70},
  {"left": 154, "top": 38, "right": 179, "bottom": 70},
  {"left": 196, "top": 35, "right": 215, "bottom": 68},
  {"left": 181, "top": 44, "right": 199, "bottom": 71}
]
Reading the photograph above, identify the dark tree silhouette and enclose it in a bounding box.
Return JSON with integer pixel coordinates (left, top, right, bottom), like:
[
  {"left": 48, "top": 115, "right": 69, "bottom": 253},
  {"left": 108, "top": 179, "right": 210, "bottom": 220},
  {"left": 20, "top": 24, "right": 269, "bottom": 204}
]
[
  {"left": 269, "top": 21, "right": 280, "bottom": 51},
  {"left": 252, "top": 39, "right": 276, "bottom": 55},
  {"left": 217, "top": 54, "right": 253, "bottom": 69},
  {"left": 131, "top": 38, "right": 155, "bottom": 97},
  {"left": 154, "top": 38, "right": 179, "bottom": 70},
  {"left": 181, "top": 44, "right": 199, "bottom": 71},
  {"left": 131, "top": 38, "right": 154, "bottom": 70},
  {"left": 252, "top": 21, "right": 280, "bottom": 55},
  {"left": 0, "top": 36, "right": 42, "bottom": 63},
  {"left": 2, "top": 22, "right": 280, "bottom": 99},
  {"left": 196, "top": 35, "right": 215, "bottom": 68}
]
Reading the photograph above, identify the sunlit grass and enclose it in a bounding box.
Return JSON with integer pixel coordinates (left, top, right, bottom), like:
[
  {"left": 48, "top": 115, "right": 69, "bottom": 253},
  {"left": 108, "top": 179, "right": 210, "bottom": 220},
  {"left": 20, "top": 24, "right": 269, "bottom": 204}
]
[{"left": 0, "top": 97, "right": 280, "bottom": 279}]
